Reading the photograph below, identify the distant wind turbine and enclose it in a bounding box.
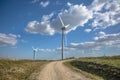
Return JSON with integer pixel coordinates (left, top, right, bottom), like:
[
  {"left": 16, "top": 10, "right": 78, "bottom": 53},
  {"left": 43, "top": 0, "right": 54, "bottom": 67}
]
[
  {"left": 58, "top": 14, "right": 69, "bottom": 60},
  {"left": 32, "top": 47, "right": 38, "bottom": 60}
]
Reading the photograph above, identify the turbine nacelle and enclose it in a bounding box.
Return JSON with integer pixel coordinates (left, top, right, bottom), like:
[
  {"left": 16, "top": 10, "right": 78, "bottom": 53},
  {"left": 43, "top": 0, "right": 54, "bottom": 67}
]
[
  {"left": 32, "top": 47, "right": 38, "bottom": 60},
  {"left": 32, "top": 47, "right": 38, "bottom": 52},
  {"left": 61, "top": 26, "right": 66, "bottom": 30},
  {"left": 61, "top": 24, "right": 69, "bottom": 30},
  {"left": 59, "top": 14, "right": 69, "bottom": 30}
]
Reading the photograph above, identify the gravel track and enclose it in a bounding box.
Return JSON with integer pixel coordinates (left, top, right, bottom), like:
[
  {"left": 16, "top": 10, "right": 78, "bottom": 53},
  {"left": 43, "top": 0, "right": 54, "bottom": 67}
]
[{"left": 37, "top": 60, "right": 94, "bottom": 80}]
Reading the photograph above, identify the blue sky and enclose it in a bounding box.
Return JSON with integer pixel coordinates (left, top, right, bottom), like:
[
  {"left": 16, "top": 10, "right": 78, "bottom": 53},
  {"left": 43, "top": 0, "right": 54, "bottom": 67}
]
[{"left": 0, "top": 0, "right": 120, "bottom": 60}]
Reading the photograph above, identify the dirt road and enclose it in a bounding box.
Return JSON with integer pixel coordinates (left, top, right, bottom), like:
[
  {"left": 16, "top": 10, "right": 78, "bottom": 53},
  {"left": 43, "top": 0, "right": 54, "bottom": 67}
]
[{"left": 37, "top": 60, "right": 94, "bottom": 80}]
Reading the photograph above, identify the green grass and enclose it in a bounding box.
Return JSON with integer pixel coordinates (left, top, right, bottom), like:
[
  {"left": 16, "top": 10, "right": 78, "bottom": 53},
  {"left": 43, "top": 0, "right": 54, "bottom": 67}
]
[
  {"left": 65, "top": 56, "right": 120, "bottom": 80},
  {"left": 77, "top": 56, "right": 120, "bottom": 68},
  {"left": 0, "top": 59, "right": 49, "bottom": 80}
]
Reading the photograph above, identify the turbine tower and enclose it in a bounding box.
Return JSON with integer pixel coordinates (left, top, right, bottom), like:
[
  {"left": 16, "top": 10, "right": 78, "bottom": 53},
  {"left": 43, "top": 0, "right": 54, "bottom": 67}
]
[
  {"left": 32, "top": 47, "right": 38, "bottom": 60},
  {"left": 59, "top": 14, "right": 69, "bottom": 60}
]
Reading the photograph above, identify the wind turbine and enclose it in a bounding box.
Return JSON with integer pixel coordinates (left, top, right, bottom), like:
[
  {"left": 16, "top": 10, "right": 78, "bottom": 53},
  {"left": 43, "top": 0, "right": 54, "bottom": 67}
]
[
  {"left": 58, "top": 14, "right": 69, "bottom": 60},
  {"left": 32, "top": 47, "right": 38, "bottom": 60}
]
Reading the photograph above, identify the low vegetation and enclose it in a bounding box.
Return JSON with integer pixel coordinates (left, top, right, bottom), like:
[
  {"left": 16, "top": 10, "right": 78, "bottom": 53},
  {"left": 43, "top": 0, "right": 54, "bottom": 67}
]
[
  {"left": 0, "top": 59, "right": 48, "bottom": 80},
  {"left": 66, "top": 56, "right": 120, "bottom": 80}
]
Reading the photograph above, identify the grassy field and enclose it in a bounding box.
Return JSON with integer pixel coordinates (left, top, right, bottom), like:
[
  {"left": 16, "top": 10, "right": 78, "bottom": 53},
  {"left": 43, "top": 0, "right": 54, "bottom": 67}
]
[
  {"left": 0, "top": 59, "right": 49, "bottom": 80},
  {"left": 65, "top": 56, "right": 120, "bottom": 80},
  {"left": 77, "top": 56, "right": 120, "bottom": 68}
]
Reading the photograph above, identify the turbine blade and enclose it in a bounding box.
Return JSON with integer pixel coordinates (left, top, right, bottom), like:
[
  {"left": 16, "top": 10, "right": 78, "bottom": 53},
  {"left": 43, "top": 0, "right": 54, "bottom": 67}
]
[
  {"left": 65, "top": 24, "right": 69, "bottom": 28},
  {"left": 58, "top": 14, "right": 65, "bottom": 27}
]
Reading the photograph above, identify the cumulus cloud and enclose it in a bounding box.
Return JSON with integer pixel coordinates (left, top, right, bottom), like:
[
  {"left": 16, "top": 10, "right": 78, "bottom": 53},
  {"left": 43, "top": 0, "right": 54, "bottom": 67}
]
[
  {"left": 26, "top": 0, "right": 120, "bottom": 35},
  {"left": 84, "top": 29, "right": 92, "bottom": 33},
  {"left": 0, "top": 33, "right": 20, "bottom": 47},
  {"left": 25, "top": 13, "right": 55, "bottom": 35},
  {"left": 25, "top": 4, "right": 92, "bottom": 35},
  {"left": 40, "top": 1, "right": 50, "bottom": 7},
  {"left": 25, "top": 20, "right": 55, "bottom": 35},
  {"left": 91, "top": 0, "right": 120, "bottom": 29},
  {"left": 53, "top": 4, "right": 92, "bottom": 33}
]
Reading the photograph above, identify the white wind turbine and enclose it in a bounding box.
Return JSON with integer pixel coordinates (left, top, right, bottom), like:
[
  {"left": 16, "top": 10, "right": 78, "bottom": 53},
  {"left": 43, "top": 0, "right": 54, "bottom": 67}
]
[
  {"left": 32, "top": 47, "right": 38, "bottom": 60},
  {"left": 58, "top": 14, "right": 69, "bottom": 60}
]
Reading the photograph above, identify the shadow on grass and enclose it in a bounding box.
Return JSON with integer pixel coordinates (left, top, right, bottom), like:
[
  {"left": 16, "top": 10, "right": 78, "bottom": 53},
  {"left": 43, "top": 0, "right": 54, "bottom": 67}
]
[{"left": 70, "top": 60, "right": 120, "bottom": 80}]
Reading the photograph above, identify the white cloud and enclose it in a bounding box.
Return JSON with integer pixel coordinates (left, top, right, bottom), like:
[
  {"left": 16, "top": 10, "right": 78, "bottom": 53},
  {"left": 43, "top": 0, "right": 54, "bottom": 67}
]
[
  {"left": 99, "top": 31, "right": 106, "bottom": 36},
  {"left": 42, "top": 12, "right": 54, "bottom": 21},
  {"left": 95, "top": 32, "right": 120, "bottom": 44},
  {"left": 26, "top": 0, "right": 120, "bottom": 35},
  {"left": 55, "top": 4, "right": 93, "bottom": 33},
  {"left": 91, "top": 0, "right": 120, "bottom": 29},
  {"left": 0, "top": 33, "right": 20, "bottom": 47},
  {"left": 25, "top": 4, "right": 92, "bottom": 35},
  {"left": 70, "top": 42, "right": 98, "bottom": 49},
  {"left": 90, "top": 0, "right": 107, "bottom": 12},
  {"left": 39, "top": 48, "right": 53, "bottom": 52},
  {"left": 39, "top": 47, "right": 75, "bottom": 53},
  {"left": 25, "top": 20, "right": 55, "bottom": 35},
  {"left": 67, "top": 2, "right": 72, "bottom": 6},
  {"left": 84, "top": 29, "right": 92, "bottom": 33},
  {"left": 94, "top": 37, "right": 99, "bottom": 41},
  {"left": 70, "top": 32, "right": 120, "bottom": 50},
  {"left": 40, "top": 1, "right": 50, "bottom": 7},
  {"left": 25, "top": 13, "right": 55, "bottom": 35},
  {"left": 94, "top": 31, "right": 106, "bottom": 40},
  {"left": 37, "top": 32, "right": 120, "bottom": 53},
  {"left": 55, "top": 47, "right": 75, "bottom": 52}
]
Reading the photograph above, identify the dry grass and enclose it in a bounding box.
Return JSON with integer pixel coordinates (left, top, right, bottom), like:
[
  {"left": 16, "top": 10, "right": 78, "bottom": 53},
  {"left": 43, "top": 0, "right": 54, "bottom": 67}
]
[{"left": 0, "top": 59, "right": 49, "bottom": 80}]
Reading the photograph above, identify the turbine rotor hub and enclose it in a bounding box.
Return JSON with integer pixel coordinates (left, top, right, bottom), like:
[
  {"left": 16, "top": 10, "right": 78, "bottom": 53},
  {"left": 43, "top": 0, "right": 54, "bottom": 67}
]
[{"left": 61, "top": 27, "right": 66, "bottom": 30}]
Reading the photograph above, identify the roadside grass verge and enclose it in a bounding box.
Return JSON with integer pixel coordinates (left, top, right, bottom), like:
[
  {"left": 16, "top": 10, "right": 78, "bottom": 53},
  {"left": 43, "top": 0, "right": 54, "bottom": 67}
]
[
  {"left": 0, "top": 59, "right": 49, "bottom": 80},
  {"left": 64, "top": 61, "right": 103, "bottom": 80},
  {"left": 65, "top": 56, "right": 120, "bottom": 80}
]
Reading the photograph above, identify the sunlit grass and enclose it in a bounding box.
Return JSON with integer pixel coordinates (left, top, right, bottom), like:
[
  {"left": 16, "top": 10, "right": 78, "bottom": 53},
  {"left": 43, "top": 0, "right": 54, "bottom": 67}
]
[
  {"left": 0, "top": 59, "right": 48, "bottom": 80},
  {"left": 77, "top": 57, "right": 120, "bottom": 68}
]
